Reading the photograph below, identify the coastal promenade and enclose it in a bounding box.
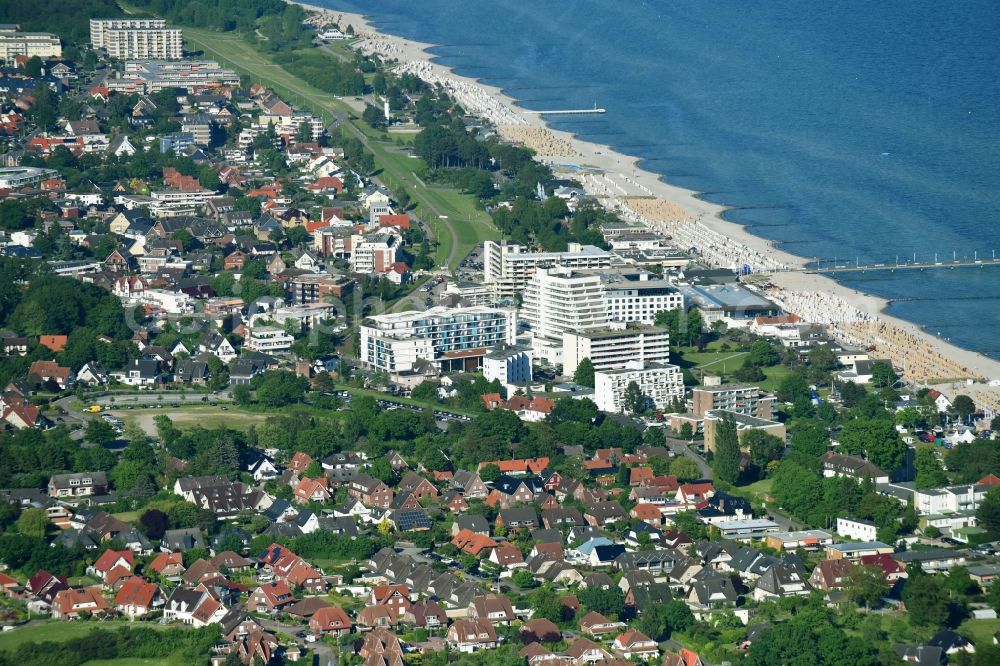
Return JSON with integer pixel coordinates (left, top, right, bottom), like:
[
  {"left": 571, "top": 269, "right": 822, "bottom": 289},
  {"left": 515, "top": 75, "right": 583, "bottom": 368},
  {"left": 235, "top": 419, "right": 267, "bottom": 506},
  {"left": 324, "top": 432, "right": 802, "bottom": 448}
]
[{"left": 305, "top": 2, "right": 1000, "bottom": 391}]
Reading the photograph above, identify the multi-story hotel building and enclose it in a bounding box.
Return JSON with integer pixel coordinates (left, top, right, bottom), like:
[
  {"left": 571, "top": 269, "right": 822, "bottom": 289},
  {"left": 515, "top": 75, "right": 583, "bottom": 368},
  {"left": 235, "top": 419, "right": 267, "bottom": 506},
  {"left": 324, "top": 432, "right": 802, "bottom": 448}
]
[
  {"left": 90, "top": 19, "right": 182, "bottom": 59},
  {"left": 0, "top": 28, "right": 61, "bottom": 63},
  {"left": 361, "top": 306, "right": 516, "bottom": 374},
  {"left": 562, "top": 323, "right": 671, "bottom": 375},
  {"left": 483, "top": 240, "right": 612, "bottom": 297}
]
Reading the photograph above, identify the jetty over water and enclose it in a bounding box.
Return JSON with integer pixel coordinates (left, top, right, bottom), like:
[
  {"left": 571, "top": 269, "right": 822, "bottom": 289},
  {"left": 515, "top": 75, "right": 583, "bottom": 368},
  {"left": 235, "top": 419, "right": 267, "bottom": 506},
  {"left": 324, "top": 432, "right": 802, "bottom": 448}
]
[
  {"left": 526, "top": 107, "right": 606, "bottom": 115},
  {"left": 804, "top": 258, "right": 1000, "bottom": 274}
]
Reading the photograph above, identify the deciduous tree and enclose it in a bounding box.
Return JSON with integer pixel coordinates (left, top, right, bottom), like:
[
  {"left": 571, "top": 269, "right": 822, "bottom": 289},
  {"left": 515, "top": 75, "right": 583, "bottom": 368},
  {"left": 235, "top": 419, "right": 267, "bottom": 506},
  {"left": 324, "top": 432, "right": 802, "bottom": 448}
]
[{"left": 573, "top": 357, "right": 595, "bottom": 388}]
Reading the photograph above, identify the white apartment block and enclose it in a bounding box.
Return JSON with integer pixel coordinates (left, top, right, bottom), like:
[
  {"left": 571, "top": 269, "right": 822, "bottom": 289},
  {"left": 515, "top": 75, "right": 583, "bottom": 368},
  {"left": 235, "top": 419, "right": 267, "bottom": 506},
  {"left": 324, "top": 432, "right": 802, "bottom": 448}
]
[
  {"left": 150, "top": 189, "right": 216, "bottom": 207},
  {"left": 91, "top": 19, "right": 164, "bottom": 46},
  {"left": 522, "top": 267, "right": 684, "bottom": 363},
  {"left": 349, "top": 232, "right": 400, "bottom": 274},
  {"left": 361, "top": 306, "right": 516, "bottom": 374},
  {"left": 914, "top": 484, "right": 989, "bottom": 516},
  {"left": 483, "top": 240, "right": 612, "bottom": 296},
  {"left": 562, "top": 322, "right": 671, "bottom": 376},
  {"left": 594, "top": 362, "right": 684, "bottom": 414},
  {"left": 443, "top": 281, "right": 499, "bottom": 307},
  {"left": 522, "top": 267, "right": 607, "bottom": 362},
  {"left": 483, "top": 346, "right": 532, "bottom": 386},
  {"left": 132, "top": 289, "right": 194, "bottom": 315},
  {"left": 603, "top": 278, "right": 684, "bottom": 325},
  {"left": 0, "top": 29, "right": 62, "bottom": 64},
  {"left": 836, "top": 517, "right": 878, "bottom": 542},
  {"left": 91, "top": 19, "right": 182, "bottom": 59},
  {"left": 245, "top": 326, "right": 295, "bottom": 353}
]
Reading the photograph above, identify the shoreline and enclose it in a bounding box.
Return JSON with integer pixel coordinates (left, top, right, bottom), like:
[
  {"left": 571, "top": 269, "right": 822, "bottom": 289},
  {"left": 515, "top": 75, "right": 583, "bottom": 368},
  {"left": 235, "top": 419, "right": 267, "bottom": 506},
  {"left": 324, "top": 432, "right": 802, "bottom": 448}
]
[{"left": 294, "top": 1, "right": 1000, "bottom": 397}]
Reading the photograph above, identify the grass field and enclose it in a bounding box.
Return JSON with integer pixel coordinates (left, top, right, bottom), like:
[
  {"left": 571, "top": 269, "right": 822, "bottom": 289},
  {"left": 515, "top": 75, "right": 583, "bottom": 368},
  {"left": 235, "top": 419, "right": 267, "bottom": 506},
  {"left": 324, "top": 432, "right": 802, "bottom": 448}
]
[
  {"left": 109, "top": 405, "right": 272, "bottom": 435},
  {"left": 0, "top": 622, "right": 167, "bottom": 653},
  {"left": 735, "top": 478, "right": 774, "bottom": 498},
  {"left": 675, "top": 349, "right": 792, "bottom": 393},
  {"left": 181, "top": 26, "right": 499, "bottom": 269},
  {"left": 83, "top": 660, "right": 174, "bottom": 666},
  {"left": 958, "top": 617, "right": 1000, "bottom": 644}
]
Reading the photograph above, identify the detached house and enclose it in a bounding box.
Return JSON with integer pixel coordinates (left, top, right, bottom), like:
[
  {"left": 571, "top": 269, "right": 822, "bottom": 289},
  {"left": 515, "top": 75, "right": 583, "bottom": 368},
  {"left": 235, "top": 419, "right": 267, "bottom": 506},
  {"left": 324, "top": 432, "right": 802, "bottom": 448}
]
[
  {"left": 446, "top": 618, "right": 498, "bottom": 652},
  {"left": 809, "top": 559, "right": 856, "bottom": 591},
  {"left": 114, "top": 578, "right": 161, "bottom": 618},
  {"left": 613, "top": 630, "right": 660, "bottom": 660},
  {"left": 293, "top": 476, "right": 332, "bottom": 504},
  {"left": 112, "top": 359, "right": 160, "bottom": 387},
  {"left": 468, "top": 593, "right": 516, "bottom": 626},
  {"left": 349, "top": 475, "right": 393, "bottom": 508},
  {"left": 310, "top": 605, "right": 353, "bottom": 637},
  {"left": 49, "top": 472, "right": 108, "bottom": 499},
  {"left": 579, "top": 611, "right": 626, "bottom": 637},
  {"left": 51, "top": 586, "right": 109, "bottom": 620},
  {"left": 753, "top": 563, "right": 811, "bottom": 600},
  {"left": 369, "top": 584, "right": 411, "bottom": 616},
  {"left": 249, "top": 581, "right": 295, "bottom": 612}
]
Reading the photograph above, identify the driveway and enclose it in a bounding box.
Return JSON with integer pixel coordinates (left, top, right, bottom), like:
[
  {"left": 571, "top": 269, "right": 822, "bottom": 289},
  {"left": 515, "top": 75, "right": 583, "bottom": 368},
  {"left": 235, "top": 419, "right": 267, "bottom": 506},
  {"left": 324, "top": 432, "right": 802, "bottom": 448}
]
[{"left": 664, "top": 436, "right": 713, "bottom": 480}]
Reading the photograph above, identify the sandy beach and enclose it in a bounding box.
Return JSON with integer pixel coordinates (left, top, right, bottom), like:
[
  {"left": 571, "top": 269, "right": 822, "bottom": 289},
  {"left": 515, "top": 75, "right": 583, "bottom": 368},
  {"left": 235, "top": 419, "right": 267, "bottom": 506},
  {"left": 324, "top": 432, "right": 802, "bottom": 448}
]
[{"left": 295, "top": 2, "right": 1000, "bottom": 396}]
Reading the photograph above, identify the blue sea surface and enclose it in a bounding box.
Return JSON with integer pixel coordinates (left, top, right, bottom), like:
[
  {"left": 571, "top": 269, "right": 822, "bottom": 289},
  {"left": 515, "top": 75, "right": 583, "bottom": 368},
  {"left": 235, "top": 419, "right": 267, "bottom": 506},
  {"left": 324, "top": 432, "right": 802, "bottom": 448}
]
[{"left": 318, "top": 0, "right": 1000, "bottom": 358}]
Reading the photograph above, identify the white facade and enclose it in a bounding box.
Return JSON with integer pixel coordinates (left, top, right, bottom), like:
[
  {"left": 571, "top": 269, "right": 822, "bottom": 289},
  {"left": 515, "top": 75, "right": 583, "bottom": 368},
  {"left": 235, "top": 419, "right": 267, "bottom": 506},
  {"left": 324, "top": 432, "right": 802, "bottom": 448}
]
[
  {"left": 246, "top": 326, "right": 295, "bottom": 353},
  {"left": 603, "top": 279, "right": 684, "bottom": 325},
  {"left": 92, "top": 19, "right": 182, "bottom": 60},
  {"left": 360, "top": 306, "right": 516, "bottom": 373},
  {"left": 0, "top": 30, "right": 61, "bottom": 63},
  {"left": 349, "top": 232, "right": 400, "bottom": 274},
  {"left": 137, "top": 289, "right": 194, "bottom": 314},
  {"left": 836, "top": 517, "right": 878, "bottom": 542},
  {"left": 914, "top": 484, "right": 989, "bottom": 516},
  {"left": 104, "top": 28, "right": 182, "bottom": 60},
  {"left": 594, "top": 362, "right": 684, "bottom": 414},
  {"left": 522, "top": 268, "right": 683, "bottom": 364},
  {"left": 91, "top": 18, "right": 164, "bottom": 46},
  {"left": 443, "top": 281, "right": 498, "bottom": 307},
  {"left": 522, "top": 267, "right": 607, "bottom": 344},
  {"left": 562, "top": 323, "right": 670, "bottom": 376},
  {"left": 483, "top": 240, "right": 612, "bottom": 296},
  {"left": 483, "top": 347, "right": 532, "bottom": 386}
]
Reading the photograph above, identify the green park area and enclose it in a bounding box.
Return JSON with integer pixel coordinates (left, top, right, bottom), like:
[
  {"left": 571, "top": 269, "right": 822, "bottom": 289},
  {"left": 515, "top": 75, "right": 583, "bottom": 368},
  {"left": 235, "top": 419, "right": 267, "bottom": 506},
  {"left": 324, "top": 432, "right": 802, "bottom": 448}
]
[{"left": 0, "top": 622, "right": 165, "bottom": 654}]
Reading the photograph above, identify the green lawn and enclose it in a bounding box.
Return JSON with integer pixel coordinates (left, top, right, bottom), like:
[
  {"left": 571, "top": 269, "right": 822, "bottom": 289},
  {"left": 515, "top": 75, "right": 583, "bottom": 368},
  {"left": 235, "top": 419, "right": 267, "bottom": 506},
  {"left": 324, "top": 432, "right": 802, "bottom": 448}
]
[
  {"left": 0, "top": 622, "right": 167, "bottom": 653},
  {"left": 181, "top": 26, "right": 499, "bottom": 269},
  {"left": 674, "top": 349, "right": 792, "bottom": 393},
  {"left": 82, "top": 657, "right": 177, "bottom": 666},
  {"left": 734, "top": 478, "right": 773, "bottom": 499},
  {"left": 109, "top": 405, "right": 272, "bottom": 435},
  {"left": 958, "top": 617, "right": 1000, "bottom": 645}
]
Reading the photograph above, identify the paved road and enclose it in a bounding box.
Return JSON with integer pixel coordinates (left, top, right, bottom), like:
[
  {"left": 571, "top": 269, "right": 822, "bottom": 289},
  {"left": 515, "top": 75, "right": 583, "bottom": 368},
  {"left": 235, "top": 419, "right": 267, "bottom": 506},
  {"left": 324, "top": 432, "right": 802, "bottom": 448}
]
[
  {"left": 259, "top": 617, "right": 339, "bottom": 666},
  {"left": 664, "top": 436, "right": 713, "bottom": 480}
]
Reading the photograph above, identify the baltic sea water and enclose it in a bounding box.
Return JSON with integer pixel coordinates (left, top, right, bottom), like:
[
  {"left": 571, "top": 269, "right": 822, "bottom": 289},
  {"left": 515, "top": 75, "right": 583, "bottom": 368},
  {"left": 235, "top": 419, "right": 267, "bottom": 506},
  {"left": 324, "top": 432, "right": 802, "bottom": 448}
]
[{"left": 319, "top": 0, "right": 1000, "bottom": 358}]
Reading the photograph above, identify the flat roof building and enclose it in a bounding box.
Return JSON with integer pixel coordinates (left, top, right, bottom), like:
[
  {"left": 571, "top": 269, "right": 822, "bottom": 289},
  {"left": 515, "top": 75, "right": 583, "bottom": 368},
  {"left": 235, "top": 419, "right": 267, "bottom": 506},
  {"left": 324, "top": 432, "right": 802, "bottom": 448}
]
[
  {"left": 691, "top": 384, "right": 774, "bottom": 419},
  {"left": 484, "top": 240, "right": 612, "bottom": 296},
  {"left": 683, "top": 284, "right": 781, "bottom": 327},
  {"left": 562, "top": 322, "right": 670, "bottom": 376},
  {"left": 0, "top": 167, "right": 59, "bottom": 190},
  {"left": 107, "top": 61, "right": 240, "bottom": 94},
  {"left": 0, "top": 28, "right": 61, "bottom": 64},
  {"left": 361, "top": 306, "right": 517, "bottom": 374},
  {"left": 90, "top": 18, "right": 183, "bottom": 60},
  {"left": 594, "top": 362, "right": 684, "bottom": 414},
  {"left": 702, "top": 409, "right": 786, "bottom": 454}
]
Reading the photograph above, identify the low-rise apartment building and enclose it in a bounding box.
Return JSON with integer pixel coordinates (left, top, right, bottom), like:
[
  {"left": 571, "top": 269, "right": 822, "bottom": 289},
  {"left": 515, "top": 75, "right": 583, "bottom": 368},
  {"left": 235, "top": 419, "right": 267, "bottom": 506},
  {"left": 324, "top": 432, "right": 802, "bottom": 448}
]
[{"left": 594, "top": 362, "right": 684, "bottom": 414}]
